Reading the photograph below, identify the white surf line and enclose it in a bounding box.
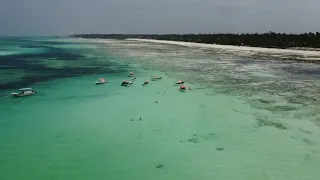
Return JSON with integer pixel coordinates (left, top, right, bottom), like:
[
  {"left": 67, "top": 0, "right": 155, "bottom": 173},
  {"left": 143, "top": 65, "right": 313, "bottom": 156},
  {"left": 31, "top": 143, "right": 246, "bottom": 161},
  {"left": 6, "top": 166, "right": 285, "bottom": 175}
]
[
  {"left": 209, "top": 80, "right": 318, "bottom": 87},
  {"left": 127, "top": 38, "right": 320, "bottom": 58}
]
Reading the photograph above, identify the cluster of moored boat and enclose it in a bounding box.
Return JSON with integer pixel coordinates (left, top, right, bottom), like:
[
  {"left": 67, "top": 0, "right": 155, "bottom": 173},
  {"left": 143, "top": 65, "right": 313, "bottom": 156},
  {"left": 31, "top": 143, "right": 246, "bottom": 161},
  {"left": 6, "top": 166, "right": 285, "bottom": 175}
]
[
  {"left": 118, "top": 72, "right": 188, "bottom": 91},
  {"left": 11, "top": 72, "right": 189, "bottom": 98}
]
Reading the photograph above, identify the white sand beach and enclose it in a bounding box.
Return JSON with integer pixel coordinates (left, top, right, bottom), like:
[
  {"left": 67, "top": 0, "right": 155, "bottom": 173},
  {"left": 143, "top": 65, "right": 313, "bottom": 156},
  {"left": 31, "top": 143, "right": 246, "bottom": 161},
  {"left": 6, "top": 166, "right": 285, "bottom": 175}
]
[{"left": 127, "top": 38, "right": 320, "bottom": 60}]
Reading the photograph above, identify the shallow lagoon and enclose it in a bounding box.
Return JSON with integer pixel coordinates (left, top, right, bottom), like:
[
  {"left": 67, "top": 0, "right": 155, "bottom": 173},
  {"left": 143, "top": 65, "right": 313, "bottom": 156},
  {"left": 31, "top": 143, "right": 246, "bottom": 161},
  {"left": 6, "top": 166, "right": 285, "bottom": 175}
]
[{"left": 1, "top": 37, "right": 320, "bottom": 180}]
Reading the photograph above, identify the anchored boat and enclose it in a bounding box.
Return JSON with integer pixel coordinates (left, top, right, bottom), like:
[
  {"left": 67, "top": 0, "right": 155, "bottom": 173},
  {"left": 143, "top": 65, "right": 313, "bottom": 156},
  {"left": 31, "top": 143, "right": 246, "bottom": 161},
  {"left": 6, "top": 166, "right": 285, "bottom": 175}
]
[
  {"left": 179, "top": 85, "right": 186, "bottom": 92},
  {"left": 121, "top": 80, "right": 133, "bottom": 87},
  {"left": 95, "top": 78, "right": 107, "bottom": 85},
  {"left": 11, "top": 88, "right": 37, "bottom": 97},
  {"left": 151, "top": 76, "right": 162, "bottom": 81}
]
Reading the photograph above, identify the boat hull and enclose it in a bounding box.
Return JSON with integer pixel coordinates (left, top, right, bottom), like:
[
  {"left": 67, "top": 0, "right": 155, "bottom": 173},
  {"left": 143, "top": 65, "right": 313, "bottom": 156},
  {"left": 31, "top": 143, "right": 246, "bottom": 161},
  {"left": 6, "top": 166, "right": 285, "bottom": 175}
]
[
  {"left": 12, "top": 92, "right": 36, "bottom": 97},
  {"left": 151, "top": 77, "right": 162, "bottom": 81},
  {"left": 95, "top": 81, "right": 107, "bottom": 85}
]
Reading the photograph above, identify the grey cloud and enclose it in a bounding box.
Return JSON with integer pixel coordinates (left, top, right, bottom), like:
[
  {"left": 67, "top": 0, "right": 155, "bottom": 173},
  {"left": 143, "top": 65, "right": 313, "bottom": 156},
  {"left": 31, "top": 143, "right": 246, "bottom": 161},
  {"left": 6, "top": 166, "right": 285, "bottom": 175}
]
[{"left": 0, "top": 0, "right": 319, "bottom": 36}]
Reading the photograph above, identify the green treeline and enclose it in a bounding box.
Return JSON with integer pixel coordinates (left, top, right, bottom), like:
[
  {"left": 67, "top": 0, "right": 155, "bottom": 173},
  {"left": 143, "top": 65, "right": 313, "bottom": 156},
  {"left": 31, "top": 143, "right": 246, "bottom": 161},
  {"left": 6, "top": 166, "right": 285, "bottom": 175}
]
[{"left": 71, "top": 32, "right": 320, "bottom": 49}]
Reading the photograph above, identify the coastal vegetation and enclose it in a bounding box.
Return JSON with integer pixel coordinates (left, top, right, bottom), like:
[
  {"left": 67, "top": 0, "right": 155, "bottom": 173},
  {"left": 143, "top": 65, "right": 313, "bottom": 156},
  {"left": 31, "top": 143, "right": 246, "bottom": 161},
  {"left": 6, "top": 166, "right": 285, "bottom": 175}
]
[{"left": 71, "top": 32, "right": 320, "bottom": 49}]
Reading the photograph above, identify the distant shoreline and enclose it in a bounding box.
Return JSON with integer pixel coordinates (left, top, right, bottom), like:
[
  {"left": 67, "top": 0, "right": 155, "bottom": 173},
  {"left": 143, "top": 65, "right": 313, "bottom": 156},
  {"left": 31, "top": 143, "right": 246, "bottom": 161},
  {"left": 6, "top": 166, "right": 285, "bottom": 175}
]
[
  {"left": 126, "top": 38, "right": 320, "bottom": 59},
  {"left": 70, "top": 35, "right": 320, "bottom": 61},
  {"left": 127, "top": 38, "right": 320, "bottom": 53},
  {"left": 70, "top": 33, "right": 320, "bottom": 51},
  {"left": 128, "top": 38, "right": 320, "bottom": 52}
]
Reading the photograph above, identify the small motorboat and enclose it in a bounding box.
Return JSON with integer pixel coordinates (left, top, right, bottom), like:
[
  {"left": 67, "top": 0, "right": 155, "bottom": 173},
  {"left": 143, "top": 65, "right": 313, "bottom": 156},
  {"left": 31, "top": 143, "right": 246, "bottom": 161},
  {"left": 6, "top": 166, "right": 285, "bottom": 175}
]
[
  {"left": 11, "top": 88, "right": 37, "bottom": 97},
  {"left": 121, "top": 80, "right": 133, "bottom": 87},
  {"left": 176, "top": 80, "right": 184, "bottom": 85},
  {"left": 143, "top": 80, "right": 149, "bottom": 86},
  {"left": 151, "top": 76, "right": 162, "bottom": 81},
  {"left": 128, "top": 72, "right": 135, "bottom": 77},
  {"left": 179, "top": 85, "right": 186, "bottom": 92},
  {"left": 95, "top": 78, "right": 107, "bottom": 85}
]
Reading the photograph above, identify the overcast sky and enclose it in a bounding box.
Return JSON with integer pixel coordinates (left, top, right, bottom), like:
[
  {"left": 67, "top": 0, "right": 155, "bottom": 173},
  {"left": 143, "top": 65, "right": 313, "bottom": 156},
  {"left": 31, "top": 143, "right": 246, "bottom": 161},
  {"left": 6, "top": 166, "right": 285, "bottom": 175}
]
[{"left": 1, "top": 0, "right": 319, "bottom": 36}]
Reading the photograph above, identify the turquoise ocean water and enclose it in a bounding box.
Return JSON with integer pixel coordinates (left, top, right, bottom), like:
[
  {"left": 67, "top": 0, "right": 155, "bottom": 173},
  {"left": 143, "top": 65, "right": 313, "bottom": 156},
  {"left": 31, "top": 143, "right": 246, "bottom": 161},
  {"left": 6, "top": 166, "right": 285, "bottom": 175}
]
[{"left": 1, "top": 37, "right": 320, "bottom": 180}]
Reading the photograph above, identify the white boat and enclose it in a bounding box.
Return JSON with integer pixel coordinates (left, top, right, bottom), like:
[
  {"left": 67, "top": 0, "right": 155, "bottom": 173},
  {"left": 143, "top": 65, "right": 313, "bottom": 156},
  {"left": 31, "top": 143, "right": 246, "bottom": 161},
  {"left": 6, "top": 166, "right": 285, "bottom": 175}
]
[
  {"left": 121, "top": 80, "right": 133, "bottom": 87},
  {"left": 11, "top": 88, "right": 37, "bottom": 97},
  {"left": 175, "top": 80, "right": 184, "bottom": 85},
  {"left": 151, "top": 76, "right": 162, "bottom": 81},
  {"left": 128, "top": 72, "right": 135, "bottom": 77},
  {"left": 95, "top": 78, "right": 107, "bottom": 85},
  {"left": 179, "top": 85, "right": 186, "bottom": 92}
]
